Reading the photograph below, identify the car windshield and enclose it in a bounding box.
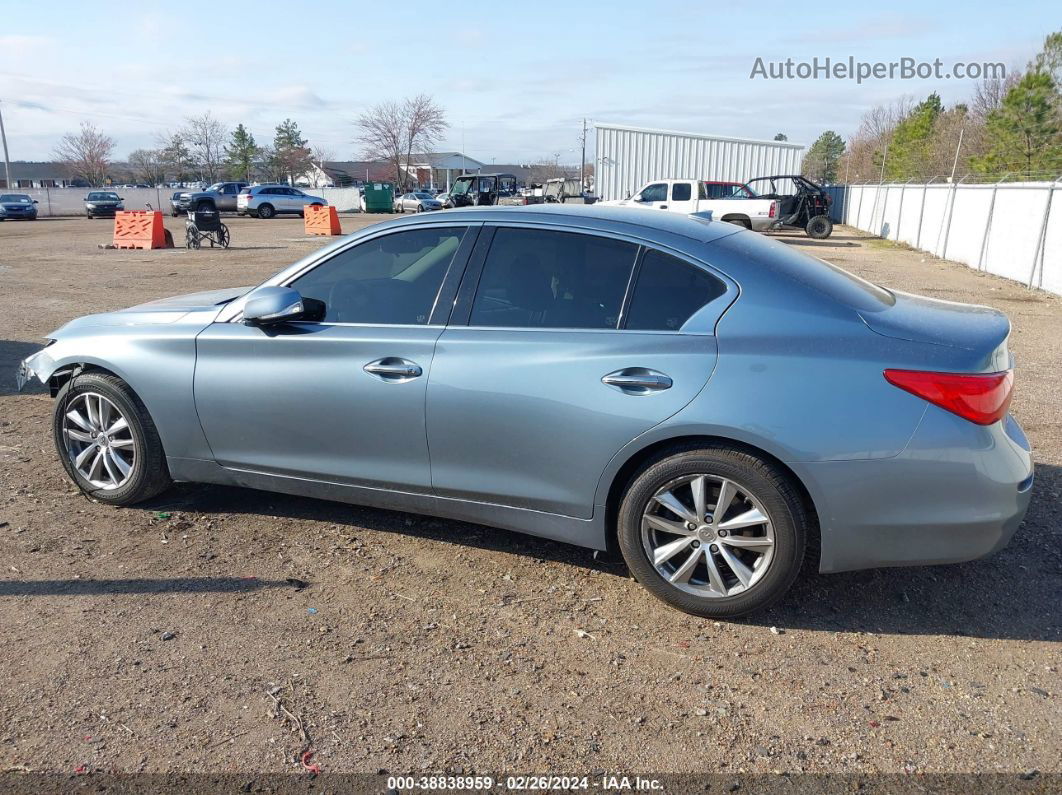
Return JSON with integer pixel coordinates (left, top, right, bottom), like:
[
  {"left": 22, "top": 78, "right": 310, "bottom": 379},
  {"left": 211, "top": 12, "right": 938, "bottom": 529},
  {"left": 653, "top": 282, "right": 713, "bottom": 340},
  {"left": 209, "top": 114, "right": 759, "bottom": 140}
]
[
  {"left": 414, "top": 192, "right": 434, "bottom": 200},
  {"left": 450, "top": 179, "right": 472, "bottom": 196},
  {"left": 0, "top": 194, "right": 31, "bottom": 203},
  {"left": 206, "top": 183, "right": 224, "bottom": 192},
  {"left": 88, "top": 192, "right": 119, "bottom": 201},
  {"left": 171, "top": 192, "right": 183, "bottom": 199}
]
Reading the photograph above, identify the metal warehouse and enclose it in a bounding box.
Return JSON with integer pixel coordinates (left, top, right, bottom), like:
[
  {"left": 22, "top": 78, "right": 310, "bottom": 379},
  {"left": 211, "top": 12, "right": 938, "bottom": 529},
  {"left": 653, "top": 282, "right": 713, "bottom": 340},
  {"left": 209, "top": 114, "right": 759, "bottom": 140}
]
[{"left": 594, "top": 123, "right": 805, "bottom": 201}]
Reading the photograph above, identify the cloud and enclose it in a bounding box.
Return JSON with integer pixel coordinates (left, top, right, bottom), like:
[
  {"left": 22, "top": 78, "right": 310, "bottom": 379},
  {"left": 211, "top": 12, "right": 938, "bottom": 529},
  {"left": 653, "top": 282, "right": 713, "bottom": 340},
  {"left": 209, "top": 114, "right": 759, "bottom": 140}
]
[
  {"left": 0, "top": 35, "right": 55, "bottom": 57},
  {"left": 266, "top": 85, "right": 332, "bottom": 110}
]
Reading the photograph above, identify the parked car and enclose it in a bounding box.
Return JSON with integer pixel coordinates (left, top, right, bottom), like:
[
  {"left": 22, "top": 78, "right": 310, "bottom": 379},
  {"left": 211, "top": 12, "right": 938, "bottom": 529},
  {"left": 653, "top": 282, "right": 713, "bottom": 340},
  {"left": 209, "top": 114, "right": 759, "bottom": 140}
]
[
  {"left": 744, "top": 175, "right": 833, "bottom": 239},
  {"left": 169, "top": 191, "right": 185, "bottom": 217},
  {"left": 446, "top": 173, "right": 519, "bottom": 207},
  {"left": 16, "top": 206, "right": 1032, "bottom": 618},
  {"left": 83, "top": 191, "right": 124, "bottom": 219},
  {"left": 237, "top": 185, "right": 326, "bottom": 219},
  {"left": 177, "top": 181, "right": 249, "bottom": 213},
  {"left": 600, "top": 179, "right": 777, "bottom": 231},
  {"left": 396, "top": 191, "right": 443, "bottom": 213},
  {"left": 0, "top": 193, "right": 39, "bottom": 221}
]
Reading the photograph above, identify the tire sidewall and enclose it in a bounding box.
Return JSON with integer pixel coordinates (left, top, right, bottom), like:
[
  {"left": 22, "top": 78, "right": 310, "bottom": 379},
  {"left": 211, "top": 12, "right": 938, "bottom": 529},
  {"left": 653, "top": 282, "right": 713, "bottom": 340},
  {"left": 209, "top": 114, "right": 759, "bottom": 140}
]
[
  {"left": 807, "top": 215, "right": 832, "bottom": 239},
  {"left": 53, "top": 374, "right": 158, "bottom": 505},
  {"left": 617, "top": 448, "right": 805, "bottom": 618}
]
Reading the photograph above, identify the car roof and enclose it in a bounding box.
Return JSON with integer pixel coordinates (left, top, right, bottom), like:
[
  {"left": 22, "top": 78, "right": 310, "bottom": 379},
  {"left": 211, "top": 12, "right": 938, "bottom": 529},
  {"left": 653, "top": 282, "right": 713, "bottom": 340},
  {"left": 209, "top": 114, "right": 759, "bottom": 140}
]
[{"left": 377, "top": 204, "right": 743, "bottom": 244}]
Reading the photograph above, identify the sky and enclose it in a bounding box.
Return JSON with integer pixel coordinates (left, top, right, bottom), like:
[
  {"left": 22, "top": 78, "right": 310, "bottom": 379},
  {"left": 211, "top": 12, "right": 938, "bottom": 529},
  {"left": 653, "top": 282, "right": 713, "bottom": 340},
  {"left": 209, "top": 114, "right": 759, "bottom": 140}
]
[{"left": 0, "top": 1, "right": 1054, "bottom": 166}]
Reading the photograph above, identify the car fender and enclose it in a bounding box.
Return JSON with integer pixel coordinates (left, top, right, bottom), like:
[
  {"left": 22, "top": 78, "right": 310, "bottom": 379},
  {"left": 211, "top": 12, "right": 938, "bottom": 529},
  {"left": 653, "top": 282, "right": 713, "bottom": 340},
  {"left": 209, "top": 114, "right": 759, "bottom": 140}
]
[{"left": 22, "top": 320, "right": 216, "bottom": 463}]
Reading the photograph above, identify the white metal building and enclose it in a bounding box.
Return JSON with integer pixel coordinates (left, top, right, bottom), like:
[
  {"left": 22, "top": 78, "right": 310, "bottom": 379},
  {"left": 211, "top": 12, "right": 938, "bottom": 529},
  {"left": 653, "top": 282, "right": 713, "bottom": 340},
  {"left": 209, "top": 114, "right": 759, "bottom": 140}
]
[{"left": 594, "top": 123, "right": 804, "bottom": 201}]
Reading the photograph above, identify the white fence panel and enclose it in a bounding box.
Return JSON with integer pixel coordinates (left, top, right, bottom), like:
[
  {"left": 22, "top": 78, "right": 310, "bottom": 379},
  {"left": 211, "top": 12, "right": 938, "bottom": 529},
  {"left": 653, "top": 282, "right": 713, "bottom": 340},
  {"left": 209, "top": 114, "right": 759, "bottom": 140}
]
[{"left": 829, "top": 180, "right": 1062, "bottom": 297}]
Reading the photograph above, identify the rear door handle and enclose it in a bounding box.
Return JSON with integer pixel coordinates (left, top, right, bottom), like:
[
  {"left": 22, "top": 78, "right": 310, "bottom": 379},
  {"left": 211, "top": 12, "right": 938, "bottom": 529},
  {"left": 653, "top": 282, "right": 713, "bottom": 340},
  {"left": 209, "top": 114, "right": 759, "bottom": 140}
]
[
  {"left": 659, "top": 205, "right": 668, "bottom": 210},
  {"left": 364, "top": 357, "right": 423, "bottom": 381},
  {"left": 602, "top": 368, "right": 673, "bottom": 395}
]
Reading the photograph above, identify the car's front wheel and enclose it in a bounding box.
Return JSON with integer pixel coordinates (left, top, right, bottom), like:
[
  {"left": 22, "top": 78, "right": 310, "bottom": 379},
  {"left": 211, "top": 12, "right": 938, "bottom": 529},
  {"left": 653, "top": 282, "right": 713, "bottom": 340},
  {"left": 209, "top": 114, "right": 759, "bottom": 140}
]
[
  {"left": 617, "top": 445, "right": 806, "bottom": 618},
  {"left": 53, "top": 372, "right": 172, "bottom": 505}
]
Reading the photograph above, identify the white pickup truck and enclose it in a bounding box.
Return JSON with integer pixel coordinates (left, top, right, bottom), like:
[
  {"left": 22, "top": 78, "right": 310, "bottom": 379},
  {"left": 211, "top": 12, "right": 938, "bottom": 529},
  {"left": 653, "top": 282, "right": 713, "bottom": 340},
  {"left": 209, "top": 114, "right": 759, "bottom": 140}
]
[{"left": 600, "top": 179, "right": 778, "bottom": 231}]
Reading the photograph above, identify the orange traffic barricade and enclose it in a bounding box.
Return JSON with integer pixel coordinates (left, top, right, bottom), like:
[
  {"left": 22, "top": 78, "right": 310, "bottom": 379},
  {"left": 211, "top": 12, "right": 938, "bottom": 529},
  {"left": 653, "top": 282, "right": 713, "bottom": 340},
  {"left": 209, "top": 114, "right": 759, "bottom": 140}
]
[
  {"left": 112, "top": 211, "right": 170, "bottom": 249},
  {"left": 304, "top": 204, "right": 342, "bottom": 236}
]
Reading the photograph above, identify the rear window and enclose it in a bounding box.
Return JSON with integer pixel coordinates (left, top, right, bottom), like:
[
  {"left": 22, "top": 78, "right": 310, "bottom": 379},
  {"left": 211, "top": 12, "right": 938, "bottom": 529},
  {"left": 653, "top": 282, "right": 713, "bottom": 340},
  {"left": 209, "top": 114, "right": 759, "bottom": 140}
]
[
  {"left": 625, "top": 249, "right": 727, "bottom": 331},
  {"left": 714, "top": 231, "right": 895, "bottom": 311}
]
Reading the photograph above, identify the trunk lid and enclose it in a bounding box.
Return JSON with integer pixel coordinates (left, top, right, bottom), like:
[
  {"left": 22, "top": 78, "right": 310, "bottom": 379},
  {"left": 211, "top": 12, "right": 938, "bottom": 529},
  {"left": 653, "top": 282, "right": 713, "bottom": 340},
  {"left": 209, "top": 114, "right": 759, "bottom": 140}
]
[{"left": 859, "top": 290, "right": 1011, "bottom": 371}]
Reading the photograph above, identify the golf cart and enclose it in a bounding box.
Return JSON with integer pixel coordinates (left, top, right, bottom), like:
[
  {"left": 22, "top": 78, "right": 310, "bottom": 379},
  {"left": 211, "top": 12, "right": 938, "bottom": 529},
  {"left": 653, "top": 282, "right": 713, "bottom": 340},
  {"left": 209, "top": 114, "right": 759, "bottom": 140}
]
[
  {"left": 744, "top": 175, "right": 833, "bottom": 239},
  {"left": 446, "top": 173, "right": 519, "bottom": 207}
]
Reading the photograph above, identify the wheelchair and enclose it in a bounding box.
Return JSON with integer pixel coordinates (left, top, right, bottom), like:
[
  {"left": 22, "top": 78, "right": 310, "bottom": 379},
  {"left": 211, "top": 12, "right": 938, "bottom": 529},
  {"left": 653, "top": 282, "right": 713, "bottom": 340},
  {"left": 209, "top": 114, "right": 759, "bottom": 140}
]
[{"left": 185, "top": 201, "right": 230, "bottom": 249}]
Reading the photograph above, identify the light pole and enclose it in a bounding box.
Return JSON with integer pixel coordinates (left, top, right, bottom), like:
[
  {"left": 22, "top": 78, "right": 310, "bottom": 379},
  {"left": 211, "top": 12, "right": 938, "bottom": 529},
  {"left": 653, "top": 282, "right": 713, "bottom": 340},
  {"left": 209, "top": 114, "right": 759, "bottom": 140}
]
[{"left": 0, "top": 100, "right": 12, "bottom": 190}]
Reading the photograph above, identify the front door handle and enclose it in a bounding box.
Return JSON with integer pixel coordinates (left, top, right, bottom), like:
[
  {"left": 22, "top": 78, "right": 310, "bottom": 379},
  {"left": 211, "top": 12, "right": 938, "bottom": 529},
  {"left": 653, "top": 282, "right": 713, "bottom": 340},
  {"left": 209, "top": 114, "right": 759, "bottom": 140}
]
[
  {"left": 659, "top": 205, "right": 668, "bottom": 210},
  {"left": 364, "top": 357, "right": 423, "bottom": 381},
  {"left": 602, "top": 368, "right": 673, "bottom": 395}
]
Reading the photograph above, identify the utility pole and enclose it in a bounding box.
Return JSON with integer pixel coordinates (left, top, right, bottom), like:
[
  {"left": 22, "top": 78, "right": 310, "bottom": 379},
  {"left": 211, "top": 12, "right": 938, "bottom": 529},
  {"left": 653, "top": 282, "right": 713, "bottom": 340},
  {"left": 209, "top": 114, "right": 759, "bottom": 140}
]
[
  {"left": 0, "top": 100, "right": 12, "bottom": 191},
  {"left": 949, "top": 126, "right": 965, "bottom": 182},
  {"left": 580, "top": 118, "right": 587, "bottom": 190}
]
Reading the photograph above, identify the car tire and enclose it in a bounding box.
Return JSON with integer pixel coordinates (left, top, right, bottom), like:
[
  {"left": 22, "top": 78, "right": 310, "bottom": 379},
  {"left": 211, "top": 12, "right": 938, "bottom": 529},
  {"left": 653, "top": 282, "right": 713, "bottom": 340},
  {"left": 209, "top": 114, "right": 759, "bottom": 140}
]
[
  {"left": 617, "top": 444, "right": 806, "bottom": 619},
  {"left": 257, "top": 203, "right": 275, "bottom": 219},
  {"left": 52, "top": 372, "right": 172, "bottom": 506},
  {"left": 417, "top": 204, "right": 424, "bottom": 213},
  {"left": 806, "top": 215, "right": 833, "bottom": 239},
  {"left": 171, "top": 210, "right": 179, "bottom": 217}
]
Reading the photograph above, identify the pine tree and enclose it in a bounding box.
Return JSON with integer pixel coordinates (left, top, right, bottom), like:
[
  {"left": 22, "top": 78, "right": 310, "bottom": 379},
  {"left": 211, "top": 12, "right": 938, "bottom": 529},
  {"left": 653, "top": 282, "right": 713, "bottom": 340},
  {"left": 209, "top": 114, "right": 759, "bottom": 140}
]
[
  {"left": 885, "top": 93, "right": 943, "bottom": 180},
  {"left": 272, "top": 119, "right": 312, "bottom": 185},
  {"left": 225, "top": 124, "right": 259, "bottom": 182},
  {"left": 802, "top": 131, "right": 845, "bottom": 182},
  {"left": 974, "top": 70, "right": 1061, "bottom": 177}
]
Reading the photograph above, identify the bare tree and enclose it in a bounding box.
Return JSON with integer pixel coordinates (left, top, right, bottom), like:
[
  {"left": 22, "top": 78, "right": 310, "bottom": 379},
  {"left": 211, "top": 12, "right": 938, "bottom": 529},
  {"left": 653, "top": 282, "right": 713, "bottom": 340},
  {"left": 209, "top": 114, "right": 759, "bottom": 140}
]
[
  {"left": 355, "top": 95, "right": 448, "bottom": 191},
  {"left": 310, "top": 145, "right": 335, "bottom": 187},
  {"left": 400, "top": 95, "right": 448, "bottom": 191},
  {"left": 54, "top": 122, "right": 115, "bottom": 186},
  {"left": 970, "top": 71, "right": 1022, "bottom": 122},
  {"left": 128, "top": 148, "right": 165, "bottom": 186},
  {"left": 181, "top": 112, "right": 227, "bottom": 182}
]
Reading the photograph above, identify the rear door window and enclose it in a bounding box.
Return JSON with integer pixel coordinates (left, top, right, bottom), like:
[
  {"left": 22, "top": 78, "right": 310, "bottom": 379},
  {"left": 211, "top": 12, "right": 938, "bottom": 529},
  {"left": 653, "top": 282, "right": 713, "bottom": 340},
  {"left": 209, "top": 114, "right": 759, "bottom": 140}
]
[
  {"left": 624, "top": 249, "right": 727, "bottom": 331},
  {"left": 469, "top": 228, "right": 638, "bottom": 329},
  {"left": 671, "top": 183, "right": 692, "bottom": 202}
]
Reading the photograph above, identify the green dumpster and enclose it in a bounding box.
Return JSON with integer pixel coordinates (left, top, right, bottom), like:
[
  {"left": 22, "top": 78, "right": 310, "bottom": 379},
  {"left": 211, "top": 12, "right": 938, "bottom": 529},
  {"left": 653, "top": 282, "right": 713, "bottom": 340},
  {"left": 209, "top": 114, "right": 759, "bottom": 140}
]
[{"left": 362, "top": 181, "right": 395, "bottom": 213}]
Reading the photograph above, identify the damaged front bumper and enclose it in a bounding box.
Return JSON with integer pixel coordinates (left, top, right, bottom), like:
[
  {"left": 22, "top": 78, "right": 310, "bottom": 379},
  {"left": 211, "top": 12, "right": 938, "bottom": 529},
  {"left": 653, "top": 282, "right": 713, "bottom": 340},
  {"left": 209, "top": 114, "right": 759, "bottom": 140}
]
[{"left": 15, "top": 345, "right": 55, "bottom": 392}]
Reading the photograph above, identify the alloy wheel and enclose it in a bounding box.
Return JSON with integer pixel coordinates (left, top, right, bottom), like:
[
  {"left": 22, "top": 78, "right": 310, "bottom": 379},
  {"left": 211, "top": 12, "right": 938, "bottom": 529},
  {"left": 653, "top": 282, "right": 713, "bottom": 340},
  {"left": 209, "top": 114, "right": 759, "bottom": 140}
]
[
  {"left": 641, "top": 473, "right": 775, "bottom": 598},
  {"left": 62, "top": 392, "right": 136, "bottom": 490}
]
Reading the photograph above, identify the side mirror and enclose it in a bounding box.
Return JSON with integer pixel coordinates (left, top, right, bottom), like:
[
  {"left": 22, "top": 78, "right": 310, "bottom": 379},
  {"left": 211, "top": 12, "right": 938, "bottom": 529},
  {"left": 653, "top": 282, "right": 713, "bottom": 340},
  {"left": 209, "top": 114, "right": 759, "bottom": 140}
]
[
  {"left": 33, "top": 200, "right": 39, "bottom": 204},
  {"left": 243, "top": 286, "right": 307, "bottom": 326}
]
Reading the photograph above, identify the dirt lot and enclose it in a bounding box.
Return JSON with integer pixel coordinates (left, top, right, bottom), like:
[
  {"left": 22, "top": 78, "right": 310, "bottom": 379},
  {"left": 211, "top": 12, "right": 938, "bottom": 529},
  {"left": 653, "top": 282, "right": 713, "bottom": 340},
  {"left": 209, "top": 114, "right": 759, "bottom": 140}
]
[{"left": 0, "top": 215, "right": 1058, "bottom": 779}]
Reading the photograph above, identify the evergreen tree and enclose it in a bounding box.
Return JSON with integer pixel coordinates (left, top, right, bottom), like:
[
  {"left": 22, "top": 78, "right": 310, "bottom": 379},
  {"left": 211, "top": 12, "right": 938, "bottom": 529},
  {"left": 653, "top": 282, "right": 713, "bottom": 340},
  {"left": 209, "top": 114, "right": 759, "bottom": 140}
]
[
  {"left": 885, "top": 93, "right": 943, "bottom": 180},
  {"left": 974, "top": 70, "right": 1062, "bottom": 176},
  {"left": 272, "top": 119, "right": 312, "bottom": 185},
  {"left": 802, "top": 131, "right": 845, "bottom": 182},
  {"left": 225, "top": 124, "right": 259, "bottom": 182}
]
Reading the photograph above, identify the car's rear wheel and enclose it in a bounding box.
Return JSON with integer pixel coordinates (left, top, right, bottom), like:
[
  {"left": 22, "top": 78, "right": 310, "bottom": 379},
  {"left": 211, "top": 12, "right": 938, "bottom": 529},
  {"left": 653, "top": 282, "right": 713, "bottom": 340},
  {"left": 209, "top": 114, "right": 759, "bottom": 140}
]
[
  {"left": 257, "top": 203, "right": 276, "bottom": 219},
  {"left": 806, "top": 214, "right": 833, "bottom": 239},
  {"left": 53, "top": 372, "right": 172, "bottom": 506},
  {"left": 617, "top": 445, "right": 806, "bottom": 618}
]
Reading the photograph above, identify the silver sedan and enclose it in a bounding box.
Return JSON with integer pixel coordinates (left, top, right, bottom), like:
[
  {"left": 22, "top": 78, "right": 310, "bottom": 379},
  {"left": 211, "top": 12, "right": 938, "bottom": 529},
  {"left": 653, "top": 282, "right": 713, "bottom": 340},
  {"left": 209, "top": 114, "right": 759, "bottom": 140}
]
[
  {"left": 396, "top": 191, "right": 443, "bottom": 213},
  {"left": 15, "top": 206, "right": 1033, "bottom": 618}
]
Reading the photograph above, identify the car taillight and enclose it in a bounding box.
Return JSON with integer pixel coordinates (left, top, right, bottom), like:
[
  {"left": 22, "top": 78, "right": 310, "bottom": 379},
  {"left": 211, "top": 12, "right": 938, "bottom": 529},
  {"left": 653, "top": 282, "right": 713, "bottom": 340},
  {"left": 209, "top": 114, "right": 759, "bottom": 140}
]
[
  {"left": 883, "top": 369, "right": 1013, "bottom": 425},
  {"left": 769, "top": 201, "right": 777, "bottom": 218}
]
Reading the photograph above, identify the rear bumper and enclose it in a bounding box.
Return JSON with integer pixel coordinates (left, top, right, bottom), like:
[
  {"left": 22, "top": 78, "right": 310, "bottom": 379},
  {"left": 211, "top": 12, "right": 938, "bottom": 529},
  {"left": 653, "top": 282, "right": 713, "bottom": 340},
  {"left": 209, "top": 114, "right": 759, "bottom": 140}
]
[{"left": 797, "top": 410, "right": 1034, "bottom": 574}]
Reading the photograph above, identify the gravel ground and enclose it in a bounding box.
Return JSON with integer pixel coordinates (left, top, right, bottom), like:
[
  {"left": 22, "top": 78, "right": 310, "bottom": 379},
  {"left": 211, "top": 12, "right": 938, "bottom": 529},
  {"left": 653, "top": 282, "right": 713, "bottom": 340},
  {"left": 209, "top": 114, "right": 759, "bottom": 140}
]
[{"left": 0, "top": 216, "right": 1058, "bottom": 779}]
